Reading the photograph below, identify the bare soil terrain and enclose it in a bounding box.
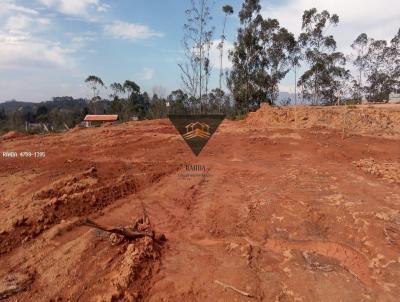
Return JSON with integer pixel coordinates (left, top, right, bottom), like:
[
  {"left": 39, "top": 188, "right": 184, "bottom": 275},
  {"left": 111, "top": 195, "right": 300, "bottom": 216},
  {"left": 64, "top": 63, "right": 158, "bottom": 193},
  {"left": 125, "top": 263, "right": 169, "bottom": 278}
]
[
  {"left": 247, "top": 103, "right": 400, "bottom": 138},
  {"left": 0, "top": 106, "right": 399, "bottom": 301}
]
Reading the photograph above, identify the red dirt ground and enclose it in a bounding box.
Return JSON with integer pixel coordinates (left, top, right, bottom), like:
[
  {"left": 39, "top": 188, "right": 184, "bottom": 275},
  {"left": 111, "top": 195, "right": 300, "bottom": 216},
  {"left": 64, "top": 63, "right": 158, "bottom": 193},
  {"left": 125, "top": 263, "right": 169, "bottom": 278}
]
[{"left": 0, "top": 111, "right": 399, "bottom": 301}]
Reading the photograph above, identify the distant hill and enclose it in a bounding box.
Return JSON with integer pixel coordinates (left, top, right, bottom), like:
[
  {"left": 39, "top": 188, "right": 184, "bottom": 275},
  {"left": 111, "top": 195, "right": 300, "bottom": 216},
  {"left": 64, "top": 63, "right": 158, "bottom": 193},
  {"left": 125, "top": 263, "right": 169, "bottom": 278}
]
[
  {"left": 277, "top": 92, "right": 313, "bottom": 105},
  {"left": 0, "top": 97, "right": 89, "bottom": 113},
  {"left": 0, "top": 100, "right": 37, "bottom": 111},
  {"left": 278, "top": 92, "right": 295, "bottom": 101},
  {"left": 0, "top": 97, "right": 94, "bottom": 133}
]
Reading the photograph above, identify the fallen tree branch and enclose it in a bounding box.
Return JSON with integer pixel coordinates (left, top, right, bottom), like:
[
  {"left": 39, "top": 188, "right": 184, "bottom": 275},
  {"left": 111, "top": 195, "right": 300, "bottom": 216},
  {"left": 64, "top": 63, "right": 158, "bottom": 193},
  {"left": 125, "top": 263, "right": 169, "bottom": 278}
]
[
  {"left": 214, "top": 280, "right": 254, "bottom": 298},
  {"left": 82, "top": 218, "right": 153, "bottom": 240},
  {"left": 0, "top": 285, "right": 28, "bottom": 300}
]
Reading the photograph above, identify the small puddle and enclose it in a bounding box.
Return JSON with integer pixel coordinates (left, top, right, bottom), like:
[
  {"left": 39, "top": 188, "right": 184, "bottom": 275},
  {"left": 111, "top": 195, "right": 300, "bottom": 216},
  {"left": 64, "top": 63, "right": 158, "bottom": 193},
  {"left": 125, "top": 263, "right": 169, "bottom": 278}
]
[{"left": 265, "top": 239, "right": 376, "bottom": 288}]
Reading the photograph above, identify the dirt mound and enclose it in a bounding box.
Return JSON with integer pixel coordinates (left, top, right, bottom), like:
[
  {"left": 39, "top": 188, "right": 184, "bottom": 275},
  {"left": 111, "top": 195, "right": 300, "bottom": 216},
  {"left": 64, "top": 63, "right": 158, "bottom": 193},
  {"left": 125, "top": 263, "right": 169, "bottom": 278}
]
[
  {"left": 1, "top": 212, "right": 166, "bottom": 301},
  {"left": 79, "top": 215, "right": 166, "bottom": 302},
  {"left": 1, "top": 131, "right": 25, "bottom": 140},
  {"left": 69, "top": 126, "right": 81, "bottom": 132},
  {"left": 353, "top": 158, "right": 400, "bottom": 184},
  {"left": 247, "top": 104, "right": 400, "bottom": 137},
  {"left": 0, "top": 164, "right": 176, "bottom": 255}
]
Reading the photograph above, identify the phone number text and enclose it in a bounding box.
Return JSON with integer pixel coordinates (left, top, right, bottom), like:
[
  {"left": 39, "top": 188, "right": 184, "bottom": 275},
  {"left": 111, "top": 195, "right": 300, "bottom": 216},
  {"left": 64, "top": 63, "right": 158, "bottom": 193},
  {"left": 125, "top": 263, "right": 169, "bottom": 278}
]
[{"left": 1, "top": 152, "right": 46, "bottom": 158}]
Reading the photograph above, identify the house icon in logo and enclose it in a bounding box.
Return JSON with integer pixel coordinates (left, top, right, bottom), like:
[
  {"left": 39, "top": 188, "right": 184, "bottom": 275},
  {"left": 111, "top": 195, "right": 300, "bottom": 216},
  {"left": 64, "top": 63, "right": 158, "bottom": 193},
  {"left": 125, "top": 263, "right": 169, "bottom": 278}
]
[{"left": 183, "top": 122, "right": 211, "bottom": 140}]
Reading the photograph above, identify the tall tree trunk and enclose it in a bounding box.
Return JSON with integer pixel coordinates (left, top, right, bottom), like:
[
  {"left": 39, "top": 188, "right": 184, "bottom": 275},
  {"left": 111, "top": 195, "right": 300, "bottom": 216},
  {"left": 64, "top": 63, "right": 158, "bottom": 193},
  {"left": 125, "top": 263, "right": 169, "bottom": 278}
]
[
  {"left": 219, "top": 15, "right": 228, "bottom": 91},
  {"left": 199, "top": 0, "right": 205, "bottom": 105},
  {"left": 294, "top": 65, "right": 297, "bottom": 105}
]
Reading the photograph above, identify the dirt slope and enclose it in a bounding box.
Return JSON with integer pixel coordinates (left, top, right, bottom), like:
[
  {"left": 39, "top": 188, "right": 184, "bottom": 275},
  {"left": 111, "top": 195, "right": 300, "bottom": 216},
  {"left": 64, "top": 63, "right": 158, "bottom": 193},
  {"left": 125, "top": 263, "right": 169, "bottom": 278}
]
[
  {"left": 247, "top": 104, "right": 400, "bottom": 138},
  {"left": 0, "top": 114, "right": 399, "bottom": 301}
]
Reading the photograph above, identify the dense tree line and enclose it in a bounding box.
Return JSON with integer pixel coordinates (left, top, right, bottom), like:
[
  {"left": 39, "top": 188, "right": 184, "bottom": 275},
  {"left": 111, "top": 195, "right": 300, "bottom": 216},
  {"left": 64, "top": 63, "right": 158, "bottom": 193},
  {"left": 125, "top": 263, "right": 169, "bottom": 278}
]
[
  {"left": 0, "top": 98, "right": 89, "bottom": 133},
  {"left": 0, "top": 78, "right": 236, "bottom": 134},
  {"left": 178, "top": 0, "right": 399, "bottom": 112},
  {"left": 227, "top": 1, "right": 399, "bottom": 109},
  {"left": 351, "top": 30, "right": 400, "bottom": 101}
]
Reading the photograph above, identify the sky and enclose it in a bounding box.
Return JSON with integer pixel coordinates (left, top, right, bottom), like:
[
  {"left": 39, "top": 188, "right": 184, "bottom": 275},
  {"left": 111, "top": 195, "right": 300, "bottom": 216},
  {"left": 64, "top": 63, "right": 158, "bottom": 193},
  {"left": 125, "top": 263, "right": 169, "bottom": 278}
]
[{"left": 0, "top": 0, "right": 399, "bottom": 102}]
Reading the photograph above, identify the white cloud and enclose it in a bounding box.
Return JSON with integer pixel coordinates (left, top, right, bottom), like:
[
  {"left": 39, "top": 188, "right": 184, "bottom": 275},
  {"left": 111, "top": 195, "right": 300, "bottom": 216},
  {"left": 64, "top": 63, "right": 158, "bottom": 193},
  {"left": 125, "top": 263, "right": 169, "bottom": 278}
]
[
  {"left": 0, "top": 1, "right": 103, "bottom": 101},
  {"left": 0, "top": 0, "right": 38, "bottom": 15},
  {"left": 71, "top": 36, "right": 92, "bottom": 46},
  {"left": 37, "top": 18, "right": 51, "bottom": 26},
  {"left": 97, "top": 3, "right": 110, "bottom": 12},
  {"left": 261, "top": 0, "right": 400, "bottom": 53},
  {"left": 0, "top": 31, "right": 74, "bottom": 69},
  {"left": 209, "top": 39, "right": 234, "bottom": 70},
  {"left": 0, "top": 7, "right": 70, "bottom": 70},
  {"left": 142, "top": 68, "right": 154, "bottom": 80},
  {"left": 39, "top": 0, "right": 107, "bottom": 19},
  {"left": 5, "top": 14, "right": 50, "bottom": 32},
  {"left": 104, "top": 21, "right": 163, "bottom": 41},
  {"left": 6, "top": 14, "right": 32, "bottom": 31}
]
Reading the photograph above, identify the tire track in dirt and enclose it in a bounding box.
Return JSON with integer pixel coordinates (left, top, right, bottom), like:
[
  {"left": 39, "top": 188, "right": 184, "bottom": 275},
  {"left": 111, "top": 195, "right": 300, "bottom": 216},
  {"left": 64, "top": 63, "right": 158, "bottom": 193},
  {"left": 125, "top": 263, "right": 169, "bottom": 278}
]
[
  {"left": 264, "top": 239, "right": 376, "bottom": 288},
  {"left": 153, "top": 176, "right": 210, "bottom": 236}
]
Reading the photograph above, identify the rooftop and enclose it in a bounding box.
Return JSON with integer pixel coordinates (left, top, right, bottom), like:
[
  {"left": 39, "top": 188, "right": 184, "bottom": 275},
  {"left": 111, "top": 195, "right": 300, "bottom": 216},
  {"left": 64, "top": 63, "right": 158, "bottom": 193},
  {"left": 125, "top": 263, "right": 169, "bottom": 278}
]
[{"left": 84, "top": 115, "right": 118, "bottom": 122}]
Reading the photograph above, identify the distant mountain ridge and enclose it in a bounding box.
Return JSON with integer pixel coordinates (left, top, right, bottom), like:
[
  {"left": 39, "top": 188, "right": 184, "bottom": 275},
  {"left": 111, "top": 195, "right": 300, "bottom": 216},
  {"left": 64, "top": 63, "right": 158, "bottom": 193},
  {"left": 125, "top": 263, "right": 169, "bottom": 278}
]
[{"left": 0, "top": 97, "right": 89, "bottom": 113}]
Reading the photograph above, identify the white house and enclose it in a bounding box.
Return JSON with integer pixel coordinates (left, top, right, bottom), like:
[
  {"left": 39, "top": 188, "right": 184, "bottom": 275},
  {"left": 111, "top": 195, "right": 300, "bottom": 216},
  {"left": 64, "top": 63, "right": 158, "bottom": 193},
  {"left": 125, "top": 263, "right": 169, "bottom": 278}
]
[{"left": 389, "top": 93, "right": 400, "bottom": 104}]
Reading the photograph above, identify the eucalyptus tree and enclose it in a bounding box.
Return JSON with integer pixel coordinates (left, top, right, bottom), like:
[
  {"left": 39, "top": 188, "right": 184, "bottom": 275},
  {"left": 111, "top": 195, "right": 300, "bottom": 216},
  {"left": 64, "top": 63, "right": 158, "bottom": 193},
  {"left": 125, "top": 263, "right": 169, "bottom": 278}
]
[
  {"left": 259, "top": 19, "right": 298, "bottom": 102},
  {"left": 85, "top": 75, "right": 104, "bottom": 100},
  {"left": 121, "top": 80, "right": 141, "bottom": 118},
  {"left": 204, "top": 28, "right": 213, "bottom": 101},
  {"left": 218, "top": 5, "right": 234, "bottom": 91},
  {"left": 227, "top": 0, "right": 263, "bottom": 112},
  {"left": 167, "top": 89, "right": 190, "bottom": 113},
  {"left": 391, "top": 29, "right": 400, "bottom": 93},
  {"left": 85, "top": 75, "right": 105, "bottom": 114},
  {"left": 291, "top": 41, "right": 302, "bottom": 104},
  {"left": 148, "top": 94, "right": 167, "bottom": 119},
  {"left": 179, "top": 0, "right": 214, "bottom": 107},
  {"left": 123, "top": 80, "right": 140, "bottom": 97},
  {"left": 228, "top": 0, "right": 298, "bottom": 112},
  {"left": 109, "top": 82, "right": 125, "bottom": 101},
  {"left": 351, "top": 33, "right": 370, "bottom": 100},
  {"left": 298, "top": 9, "right": 349, "bottom": 104},
  {"left": 363, "top": 29, "right": 400, "bottom": 100}
]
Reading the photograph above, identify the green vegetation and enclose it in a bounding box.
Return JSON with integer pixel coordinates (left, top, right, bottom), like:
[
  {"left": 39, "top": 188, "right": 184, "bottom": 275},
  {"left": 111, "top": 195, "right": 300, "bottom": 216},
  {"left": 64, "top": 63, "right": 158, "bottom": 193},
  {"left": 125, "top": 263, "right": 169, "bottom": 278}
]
[
  {"left": 227, "top": 0, "right": 298, "bottom": 112},
  {"left": 0, "top": 98, "right": 89, "bottom": 133},
  {"left": 0, "top": 82, "right": 236, "bottom": 133},
  {"left": 359, "top": 30, "right": 400, "bottom": 101},
  {"left": 297, "top": 9, "right": 349, "bottom": 105}
]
